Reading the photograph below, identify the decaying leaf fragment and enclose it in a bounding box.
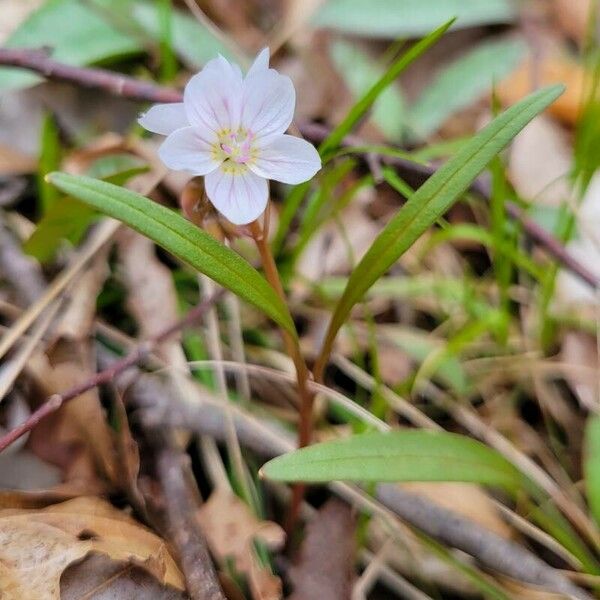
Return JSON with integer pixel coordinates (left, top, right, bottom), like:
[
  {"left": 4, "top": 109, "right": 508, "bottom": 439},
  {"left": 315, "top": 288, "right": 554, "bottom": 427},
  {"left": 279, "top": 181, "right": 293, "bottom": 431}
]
[
  {"left": 197, "top": 488, "right": 285, "bottom": 599},
  {"left": 0, "top": 496, "right": 185, "bottom": 600}
]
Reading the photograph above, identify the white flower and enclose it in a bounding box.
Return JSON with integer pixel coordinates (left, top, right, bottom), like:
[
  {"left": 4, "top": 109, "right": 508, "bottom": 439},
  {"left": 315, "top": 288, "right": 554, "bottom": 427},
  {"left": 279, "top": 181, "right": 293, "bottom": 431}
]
[{"left": 139, "top": 48, "right": 321, "bottom": 225}]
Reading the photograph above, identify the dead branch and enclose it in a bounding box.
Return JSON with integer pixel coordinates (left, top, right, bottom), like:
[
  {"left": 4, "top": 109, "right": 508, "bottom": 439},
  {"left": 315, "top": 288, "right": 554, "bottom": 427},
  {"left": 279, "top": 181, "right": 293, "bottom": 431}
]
[
  {"left": 122, "top": 374, "right": 226, "bottom": 600},
  {"left": 0, "top": 47, "right": 181, "bottom": 104}
]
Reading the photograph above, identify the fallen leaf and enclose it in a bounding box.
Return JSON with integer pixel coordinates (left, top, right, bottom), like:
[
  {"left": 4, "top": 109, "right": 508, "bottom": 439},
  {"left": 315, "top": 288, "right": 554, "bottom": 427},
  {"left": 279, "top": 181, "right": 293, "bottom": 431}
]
[
  {"left": 553, "top": 0, "right": 593, "bottom": 45},
  {"left": 289, "top": 499, "right": 356, "bottom": 600},
  {"left": 508, "top": 114, "right": 572, "bottom": 206},
  {"left": 499, "top": 54, "right": 587, "bottom": 125},
  {"left": 196, "top": 488, "right": 285, "bottom": 598},
  {"left": 51, "top": 246, "right": 110, "bottom": 341},
  {"left": 0, "top": 496, "right": 185, "bottom": 600},
  {"left": 0, "top": 143, "right": 37, "bottom": 175},
  {"left": 561, "top": 332, "right": 598, "bottom": 412},
  {"left": 117, "top": 229, "right": 185, "bottom": 366},
  {"left": 61, "top": 553, "right": 187, "bottom": 600},
  {"left": 27, "top": 342, "right": 117, "bottom": 488},
  {"left": 400, "top": 483, "right": 513, "bottom": 539}
]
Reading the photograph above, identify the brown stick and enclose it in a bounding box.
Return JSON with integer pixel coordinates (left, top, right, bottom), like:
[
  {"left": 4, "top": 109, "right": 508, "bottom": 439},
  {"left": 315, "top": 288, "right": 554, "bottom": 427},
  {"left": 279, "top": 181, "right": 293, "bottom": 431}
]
[
  {"left": 0, "top": 47, "right": 595, "bottom": 289},
  {"left": 153, "top": 432, "right": 226, "bottom": 600},
  {"left": 0, "top": 47, "right": 182, "bottom": 104},
  {"left": 0, "top": 290, "right": 225, "bottom": 453},
  {"left": 124, "top": 373, "right": 226, "bottom": 600}
]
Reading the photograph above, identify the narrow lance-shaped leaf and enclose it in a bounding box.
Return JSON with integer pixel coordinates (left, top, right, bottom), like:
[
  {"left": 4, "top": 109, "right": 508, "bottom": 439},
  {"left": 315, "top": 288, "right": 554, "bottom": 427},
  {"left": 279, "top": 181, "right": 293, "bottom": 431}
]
[
  {"left": 319, "top": 18, "right": 455, "bottom": 157},
  {"left": 46, "top": 173, "right": 296, "bottom": 335},
  {"left": 315, "top": 84, "right": 564, "bottom": 374},
  {"left": 261, "top": 430, "right": 523, "bottom": 491},
  {"left": 585, "top": 414, "right": 600, "bottom": 525}
]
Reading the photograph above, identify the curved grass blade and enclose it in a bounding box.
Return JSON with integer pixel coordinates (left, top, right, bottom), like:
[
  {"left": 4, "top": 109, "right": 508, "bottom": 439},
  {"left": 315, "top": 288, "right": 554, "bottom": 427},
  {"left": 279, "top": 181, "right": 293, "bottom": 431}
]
[
  {"left": 319, "top": 18, "right": 455, "bottom": 157},
  {"left": 315, "top": 84, "right": 564, "bottom": 376},
  {"left": 261, "top": 430, "right": 523, "bottom": 491},
  {"left": 47, "top": 172, "right": 296, "bottom": 335}
]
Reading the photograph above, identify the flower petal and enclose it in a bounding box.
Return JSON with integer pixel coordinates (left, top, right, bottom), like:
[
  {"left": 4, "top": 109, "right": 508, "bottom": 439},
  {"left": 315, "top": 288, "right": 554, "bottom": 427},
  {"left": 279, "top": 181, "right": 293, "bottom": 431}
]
[
  {"left": 250, "top": 135, "right": 321, "bottom": 184},
  {"left": 184, "top": 56, "right": 243, "bottom": 133},
  {"left": 138, "top": 103, "right": 188, "bottom": 136},
  {"left": 204, "top": 166, "right": 268, "bottom": 225},
  {"left": 158, "top": 126, "right": 221, "bottom": 175},
  {"left": 246, "top": 47, "right": 270, "bottom": 78},
  {"left": 241, "top": 69, "right": 295, "bottom": 141}
]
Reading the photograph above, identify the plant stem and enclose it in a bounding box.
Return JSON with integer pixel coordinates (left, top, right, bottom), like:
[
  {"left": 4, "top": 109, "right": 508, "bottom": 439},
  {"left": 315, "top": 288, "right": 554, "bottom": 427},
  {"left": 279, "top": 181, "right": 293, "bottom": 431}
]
[
  {"left": 248, "top": 219, "right": 315, "bottom": 450},
  {"left": 249, "top": 217, "right": 314, "bottom": 531}
]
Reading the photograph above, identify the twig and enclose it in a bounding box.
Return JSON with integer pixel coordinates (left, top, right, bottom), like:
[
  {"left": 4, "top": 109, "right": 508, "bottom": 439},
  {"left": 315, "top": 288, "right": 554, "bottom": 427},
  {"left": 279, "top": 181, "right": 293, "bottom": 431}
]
[
  {"left": 0, "top": 290, "right": 225, "bottom": 453},
  {"left": 150, "top": 431, "right": 226, "bottom": 600},
  {"left": 0, "top": 48, "right": 181, "bottom": 104},
  {"left": 134, "top": 375, "right": 592, "bottom": 600},
  {"left": 125, "top": 374, "right": 225, "bottom": 600},
  {"left": 0, "top": 48, "right": 595, "bottom": 290}
]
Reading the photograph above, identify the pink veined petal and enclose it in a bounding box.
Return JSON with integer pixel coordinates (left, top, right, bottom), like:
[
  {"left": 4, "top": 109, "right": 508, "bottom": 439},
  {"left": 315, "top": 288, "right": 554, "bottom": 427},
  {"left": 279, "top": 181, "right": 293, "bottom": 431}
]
[
  {"left": 138, "top": 103, "right": 188, "bottom": 135},
  {"left": 246, "top": 47, "right": 270, "bottom": 78},
  {"left": 184, "top": 55, "right": 243, "bottom": 133},
  {"left": 158, "top": 126, "right": 221, "bottom": 175},
  {"left": 241, "top": 69, "right": 295, "bottom": 141},
  {"left": 250, "top": 134, "right": 321, "bottom": 184},
  {"left": 204, "top": 166, "right": 268, "bottom": 225}
]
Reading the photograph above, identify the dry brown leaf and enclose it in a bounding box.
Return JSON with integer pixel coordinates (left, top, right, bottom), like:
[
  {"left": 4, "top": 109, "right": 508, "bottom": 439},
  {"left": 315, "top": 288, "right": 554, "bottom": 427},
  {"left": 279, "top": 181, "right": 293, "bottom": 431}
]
[
  {"left": 52, "top": 248, "right": 110, "bottom": 341},
  {"left": 508, "top": 115, "right": 572, "bottom": 206},
  {"left": 499, "top": 54, "right": 587, "bottom": 126},
  {"left": 61, "top": 553, "right": 187, "bottom": 600},
  {"left": 552, "top": 0, "right": 593, "bottom": 44},
  {"left": 117, "top": 230, "right": 184, "bottom": 365},
  {"left": 400, "top": 483, "right": 513, "bottom": 539},
  {"left": 27, "top": 343, "right": 117, "bottom": 488},
  {"left": 196, "top": 488, "right": 285, "bottom": 599},
  {"left": 289, "top": 499, "right": 356, "bottom": 600},
  {"left": 296, "top": 195, "right": 379, "bottom": 284},
  {"left": 560, "top": 332, "right": 598, "bottom": 412},
  {"left": 0, "top": 143, "right": 37, "bottom": 175},
  {"left": 0, "top": 496, "right": 185, "bottom": 600}
]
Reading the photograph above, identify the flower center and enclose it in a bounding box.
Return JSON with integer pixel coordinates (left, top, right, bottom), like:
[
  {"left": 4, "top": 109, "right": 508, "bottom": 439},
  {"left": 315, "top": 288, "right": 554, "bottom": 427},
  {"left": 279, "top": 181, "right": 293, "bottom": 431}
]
[{"left": 218, "top": 129, "right": 255, "bottom": 165}]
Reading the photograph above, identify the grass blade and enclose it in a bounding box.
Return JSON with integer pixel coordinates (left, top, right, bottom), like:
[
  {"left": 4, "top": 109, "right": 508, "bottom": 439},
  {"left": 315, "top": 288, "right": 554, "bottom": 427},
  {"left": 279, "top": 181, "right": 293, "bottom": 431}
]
[
  {"left": 314, "top": 84, "right": 564, "bottom": 377},
  {"left": 318, "top": 19, "right": 455, "bottom": 157}
]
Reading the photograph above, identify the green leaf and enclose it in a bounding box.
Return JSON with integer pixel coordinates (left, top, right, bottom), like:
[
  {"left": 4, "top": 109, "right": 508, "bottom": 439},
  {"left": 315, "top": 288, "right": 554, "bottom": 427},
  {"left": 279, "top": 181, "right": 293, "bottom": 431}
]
[
  {"left": 24, "top": 197, "right": 99, "bottom": 263},
  {"left": 319, "top": 19, "right": 454, "bottom": 157},
  {"left": 379, "top": 326, "right": 471, "bottom": 395},
  {"left": 261, "top": 430, "right": 522, "bottom": 490},
  {"left": 408, "top": 38, "right": 526, "bottom": 140},
  {"left": 329, "top": 40, "right": 406, "bottom": 141},
  {"left": 585, "top": 414, "right": 600, "bottom": 525},
  {"left": 46, "top": 173, "right": 296, "bottom": 334},
  {"left": 25, "top": 154, "right": 148, "bottom": 263},
  {"left": 316, "top": 85, "right": 564, "bottom": 370},
  {"left": 0, "top": 0, "right": 142, "bottom": 91},
  {"left": 37, "top": 113, "right": 62, "bottom": 214},
  {"left": 313, "top": 0, "right": 516, "bottom": 39},
  {"left": 131, "top": 0, "right": 233, "bottom": 67}
]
